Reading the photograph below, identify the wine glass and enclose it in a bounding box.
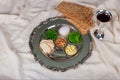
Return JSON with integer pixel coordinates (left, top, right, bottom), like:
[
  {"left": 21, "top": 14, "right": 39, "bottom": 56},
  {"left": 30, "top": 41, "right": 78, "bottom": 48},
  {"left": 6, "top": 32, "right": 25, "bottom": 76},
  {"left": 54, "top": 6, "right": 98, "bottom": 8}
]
[{"left": 94, "top": 9, "right": 112, "bottom": 40}]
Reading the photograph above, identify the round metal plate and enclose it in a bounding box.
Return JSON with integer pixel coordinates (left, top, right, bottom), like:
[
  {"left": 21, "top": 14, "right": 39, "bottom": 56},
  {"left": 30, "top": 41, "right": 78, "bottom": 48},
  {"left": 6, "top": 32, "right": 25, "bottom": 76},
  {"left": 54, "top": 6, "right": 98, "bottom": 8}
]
[{"left": 29, "top": 17, "right": 93, "bottom": 72}]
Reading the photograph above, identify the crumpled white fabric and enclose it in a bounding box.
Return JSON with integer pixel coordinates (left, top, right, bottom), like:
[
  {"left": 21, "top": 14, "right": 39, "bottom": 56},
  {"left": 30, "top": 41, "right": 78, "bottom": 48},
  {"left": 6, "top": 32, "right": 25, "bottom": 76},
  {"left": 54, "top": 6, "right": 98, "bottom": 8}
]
[
  {"left": 0, "top": 0, "right": 13, "bottom": 14},
  {"left": 0, "top": 0, "right": 120, "bottom": 79}
]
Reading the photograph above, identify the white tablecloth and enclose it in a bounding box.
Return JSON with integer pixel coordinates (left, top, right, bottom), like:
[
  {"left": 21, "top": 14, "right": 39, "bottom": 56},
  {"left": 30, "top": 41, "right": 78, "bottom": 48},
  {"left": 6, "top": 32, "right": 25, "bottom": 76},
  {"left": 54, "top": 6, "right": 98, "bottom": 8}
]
[{"left": 0, "top": 0, "right": 120, "bottom": 80}]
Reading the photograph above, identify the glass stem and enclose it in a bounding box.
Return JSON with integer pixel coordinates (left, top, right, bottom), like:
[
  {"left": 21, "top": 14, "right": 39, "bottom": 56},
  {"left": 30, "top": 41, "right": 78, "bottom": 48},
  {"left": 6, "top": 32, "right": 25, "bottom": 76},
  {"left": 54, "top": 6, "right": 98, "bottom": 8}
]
[{"left": 98, "top": 22, "right": 105, "bottom": 32}]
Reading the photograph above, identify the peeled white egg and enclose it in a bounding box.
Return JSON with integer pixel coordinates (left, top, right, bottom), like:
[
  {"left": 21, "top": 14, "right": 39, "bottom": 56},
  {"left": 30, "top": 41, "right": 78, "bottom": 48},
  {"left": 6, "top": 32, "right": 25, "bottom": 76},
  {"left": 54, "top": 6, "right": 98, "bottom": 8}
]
[{"left": 59, "top": 25, "right": 70, "bottom": 37}]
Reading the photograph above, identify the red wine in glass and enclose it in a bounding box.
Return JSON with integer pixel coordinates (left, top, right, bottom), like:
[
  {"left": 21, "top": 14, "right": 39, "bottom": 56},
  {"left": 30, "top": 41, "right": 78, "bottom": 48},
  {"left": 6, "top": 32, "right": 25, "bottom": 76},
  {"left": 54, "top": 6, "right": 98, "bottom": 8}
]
[
  {"left": 96, "top": 10, "right": 112, "bottom": 22},
  {"left": 94, "top": 9, "right": 112, "bottom": 39}
]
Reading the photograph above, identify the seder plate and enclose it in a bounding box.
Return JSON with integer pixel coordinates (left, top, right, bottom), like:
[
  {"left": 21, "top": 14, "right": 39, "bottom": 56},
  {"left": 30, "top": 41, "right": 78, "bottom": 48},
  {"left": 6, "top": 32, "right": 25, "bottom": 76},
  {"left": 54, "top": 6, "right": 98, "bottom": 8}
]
[{"left": 29, "top": 17, "right": 93, "bottom": 72}]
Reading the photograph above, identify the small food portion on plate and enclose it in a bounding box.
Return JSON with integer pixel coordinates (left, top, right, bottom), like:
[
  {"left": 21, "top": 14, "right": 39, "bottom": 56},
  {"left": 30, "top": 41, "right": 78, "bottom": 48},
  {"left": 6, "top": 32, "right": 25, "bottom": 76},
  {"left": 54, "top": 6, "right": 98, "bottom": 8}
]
[
  {"left": 45, "top": 29, "right": 57, "bottom": 40},
  {"left": 65, "top": 45, "right": 77, "bottom": 56},
  {"left": 39, "top": 40, "right": 55, "bottom": 55},
  {"left": 55, "top": 38, "right": 67, "bottom": 48},
  {"left": 68, "top": 32, "right": 82, "bottom": 44},
  {"left": 58, "top": 25, "right": 70, "bottom": 37}
]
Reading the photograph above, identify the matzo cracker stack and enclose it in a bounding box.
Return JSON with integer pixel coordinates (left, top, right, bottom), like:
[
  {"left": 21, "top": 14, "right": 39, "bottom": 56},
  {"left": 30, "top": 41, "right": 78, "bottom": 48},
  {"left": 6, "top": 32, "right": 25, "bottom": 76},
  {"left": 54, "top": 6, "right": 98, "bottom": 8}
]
[{"left": 56, "top": 1, "right": 94, "bottom": 34}]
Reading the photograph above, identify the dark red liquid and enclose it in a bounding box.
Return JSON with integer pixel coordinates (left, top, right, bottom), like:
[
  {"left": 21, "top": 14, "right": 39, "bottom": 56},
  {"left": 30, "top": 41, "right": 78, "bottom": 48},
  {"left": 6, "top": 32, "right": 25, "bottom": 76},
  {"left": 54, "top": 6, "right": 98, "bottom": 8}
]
[{"left": 97, "top": 12, "right": 112, "bottom": 22}]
